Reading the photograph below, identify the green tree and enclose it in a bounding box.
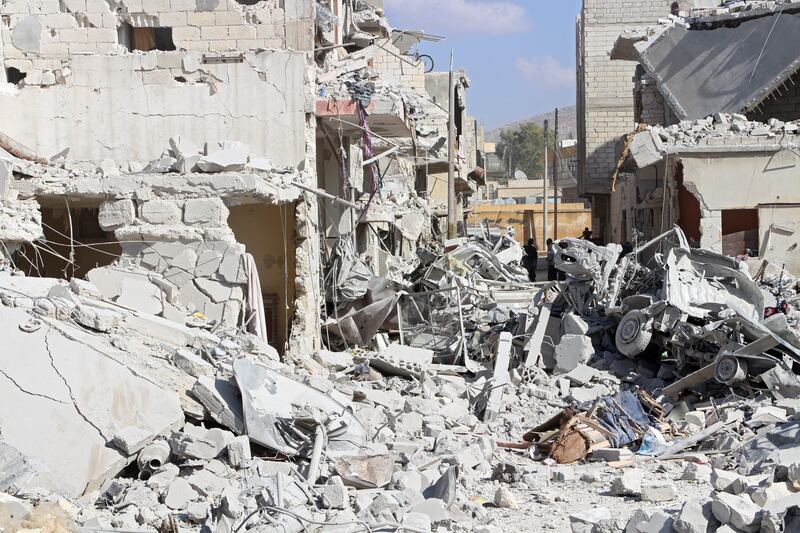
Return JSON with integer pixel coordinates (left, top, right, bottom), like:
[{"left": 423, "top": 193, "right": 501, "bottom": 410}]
[{"left": 496, "top": 122, "right": 555, "bottom": 182}]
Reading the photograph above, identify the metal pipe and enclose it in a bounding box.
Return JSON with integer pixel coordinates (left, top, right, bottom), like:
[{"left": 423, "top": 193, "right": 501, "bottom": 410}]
[
  {"left": 0, "top": 131, "right": 49, "bottom": 165},
  {"left": 137, "top": 440, "right": 170, "bottom": 472},
  {"left": 292, "top": 181, "right": 362, "bottom": 210},
  {"left": 447, "top": 50, "right": 457, "bottom": 239},
  {"left": 305, "top": 425, "right": 326, "bottom": 484}
]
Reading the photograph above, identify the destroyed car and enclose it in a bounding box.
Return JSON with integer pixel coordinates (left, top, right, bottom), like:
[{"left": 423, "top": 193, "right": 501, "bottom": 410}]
[{"left": 556, "top": 228, "right": 800, "bottom": 387}]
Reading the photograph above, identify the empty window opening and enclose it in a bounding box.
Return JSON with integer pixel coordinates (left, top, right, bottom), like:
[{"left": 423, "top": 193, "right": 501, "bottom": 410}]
[
  {"left": 235, "top": 0, "right": 262, "bottom": 5},
  {"left": 6, "top": 67, "right": 26, "bottom": 85},
  {"left": 14, "top": 204, "right": 121, "bottom": 280},
  {"left": 119, "top": 22, "right": 176, "bottom": 52}
]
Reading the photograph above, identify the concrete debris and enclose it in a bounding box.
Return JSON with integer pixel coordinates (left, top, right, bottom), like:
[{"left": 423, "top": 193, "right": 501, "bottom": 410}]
[{"left": 0, "top": 0, "right": 799, "bottom": 531}]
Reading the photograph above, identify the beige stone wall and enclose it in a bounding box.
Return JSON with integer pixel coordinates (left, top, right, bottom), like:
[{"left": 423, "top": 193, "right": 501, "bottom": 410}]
[{"left": 1, "top": 0, "right": 313, "bottom": 62}]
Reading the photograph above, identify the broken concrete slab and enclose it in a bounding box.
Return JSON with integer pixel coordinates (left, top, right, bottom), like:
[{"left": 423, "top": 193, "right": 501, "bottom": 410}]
[
  {"left": 371, "top": 344, "right": 433, "bottom": 377},
  {"left": 335, "top": 454, "right": 395, "bottom": 489},
  {"left": 233, "top": 359, "right": 367, "bottom": 457},
  {"left": 116, "top": 277, "right": 164, "bottom": 316},
  {"left": 196, "top": 141, "right": 249, "bottom": 173},
  {"left": 0, "top": 306, "right": 183, "bottom": 497},
  {"left": 554, "top": 334, "right": 594, "bottom": 375},
  {"left": 173, "top": 349, "right": 213, "bottom": 378},
  {"left": 562, "top": 313, "right": 590, "bottom": 335},
  {"left": 564, "top": 364, "right": 597, "bottom": 386},
  {"left": 112, "top": 426, "right": 155, "bottom": 455},
  {"left": 483, "top": 332, "right": 512, "bottom": 422},
  {"left": 191, "top": 376, "right": 244, "bottom": 434}
]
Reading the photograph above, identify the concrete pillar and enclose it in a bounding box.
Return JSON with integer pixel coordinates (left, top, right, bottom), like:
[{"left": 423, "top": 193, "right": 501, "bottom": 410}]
[{"left": 699, "top": 211, "right": 722, "bottom": 252}]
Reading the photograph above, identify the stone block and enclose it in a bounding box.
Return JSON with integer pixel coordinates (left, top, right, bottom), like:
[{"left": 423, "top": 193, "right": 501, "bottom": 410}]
[
  {"left": 611, "top": 469, "right": 642, "bottom": 496},
  {"left": 554, "top": 334, "right": 594, "bottom": 374},
  {"left": 140, "top": 200, "right": 182, "bottom": 225},
  {"left": 641, "top": 481, "right": 676, "bottom": 502},
  {"left": 711, "top": 469, "right": 743, "bottom": 493},
  {"left": 674, "top": 498, "right": 717, "bottom": 533},
  {"left": 98, "top": 199, "right": 135, "bottom": 230},
  {"left": 569, "top": 507, "right": 611, "bottom": 533},
  {"left": 681, "top": 463, "right": 712, "bottom": 483},
  {"left": 226, "top": 435, "right": 251, "bottom": 468},
  {"left": 711, "top": 492, "right": 761, "bottom": 532},
  {"left": 183, "top": 197, "right": 229, "bottom": 226},
  {"left": 164, "top": 478, "right": 197, "bottom": 510},
  {"left": 173, "top": 348, "right": 213, "bottom": 377}
]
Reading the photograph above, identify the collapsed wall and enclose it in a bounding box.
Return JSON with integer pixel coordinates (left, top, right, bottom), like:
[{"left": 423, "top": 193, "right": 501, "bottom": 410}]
[{"left": 0, "top": 0, "right": 323, "bottom": 356}]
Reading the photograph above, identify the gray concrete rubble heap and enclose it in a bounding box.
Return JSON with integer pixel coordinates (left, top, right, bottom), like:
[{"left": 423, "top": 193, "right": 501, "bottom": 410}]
[{"left": 1, "top": 220, "right": 800, "bottom": 532}]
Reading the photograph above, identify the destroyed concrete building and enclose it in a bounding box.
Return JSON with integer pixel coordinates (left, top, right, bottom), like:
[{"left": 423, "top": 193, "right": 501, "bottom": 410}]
[
  {"left": 6, "top": 2, "right": 800, "bottom": 533},
  {"left": 615, "top": 1, "right": 800, "bottom": 273},
  {"left": 0, "top": 0, "right": 322, "bottom": 356},
  {"left": 576, "top": 0, "right": 672, "bottom": 242},
  {"left": 579, "top": 0, "right": 800, "bottom": 268}
]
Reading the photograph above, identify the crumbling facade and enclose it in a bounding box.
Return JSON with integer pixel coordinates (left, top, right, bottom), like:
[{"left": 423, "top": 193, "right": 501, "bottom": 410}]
[
  {"left": 609, "top": 2, "right": 800, "bottom": 274},
  {"left": 576, "top": 0, "right": 672, "bottom": 243}
]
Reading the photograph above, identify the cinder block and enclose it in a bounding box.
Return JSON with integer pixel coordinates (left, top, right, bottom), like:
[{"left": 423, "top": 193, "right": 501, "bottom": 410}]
[
  {"left": 187, "top": 11, "right": 215, "bottom": 26},
  {"left": 142, "top": 0, "right": 171, "bottom": 13},
  {"left": 157, "top": 12, "right": 187, "bottom": 26},
  {"left": 207, "top": 39, "right": 236, "bottom": 51},
  {"left": 227, "top": 25, "right": 255, "bottom": 40},
  {"left": 172, "top": 26, "right": 201, "bottom": 41},
  {"left": 215, "top": 11, "right": 244, "bottom": 25},
  {"left": 200, "top": 26, "right": 228, "bottom": 40}
]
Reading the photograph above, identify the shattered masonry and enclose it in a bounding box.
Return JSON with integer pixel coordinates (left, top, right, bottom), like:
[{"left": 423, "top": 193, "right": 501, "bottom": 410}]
[{"left": 3, "top": 1, "right": 800, "bottom": 533}]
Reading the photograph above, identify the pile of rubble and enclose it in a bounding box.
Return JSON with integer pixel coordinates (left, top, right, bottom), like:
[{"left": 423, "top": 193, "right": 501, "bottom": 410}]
[
  {"left": 649, "top": 114, "right": 800, "bottom": 145},
  {"left": 4, "top": 224, "right": 800, "bottom": 532},
  {"left": 675, "top": 0, "right": 800, "bottom": 21}
]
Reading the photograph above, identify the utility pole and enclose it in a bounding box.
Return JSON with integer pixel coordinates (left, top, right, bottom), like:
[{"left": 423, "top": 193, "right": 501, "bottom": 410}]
[
  {"left": 447, "top": 50, "right": 457, "bottom": 239},
  {"left": 543, "top": 119, "right": 549, "bottom": 249},
  {"left": 554, "top": 108, "right": 559, "bottom": 241}
]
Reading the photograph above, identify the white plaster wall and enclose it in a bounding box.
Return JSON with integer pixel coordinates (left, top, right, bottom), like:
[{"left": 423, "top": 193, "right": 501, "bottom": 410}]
[
  {"left": 681, "top": 151, "right": 800, "bottom": 211},
  {"left": 0, "top": 50, "right": 307, "bottom": 168},
  {"left": 759, "top": 205, "right": 800, "bottom": 275}
]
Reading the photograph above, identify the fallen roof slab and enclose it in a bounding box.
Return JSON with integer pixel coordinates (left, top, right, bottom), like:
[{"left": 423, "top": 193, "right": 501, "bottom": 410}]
[
  {"left": 638, "top": 13, "right": 800, "bottom": 120},
  {"left": 0, "top": 306, "right": 184, "bottom": 497}
]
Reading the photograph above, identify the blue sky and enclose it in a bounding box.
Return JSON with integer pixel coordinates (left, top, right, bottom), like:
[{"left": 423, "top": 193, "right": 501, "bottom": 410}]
[{"left": 384, "top": 0, "right": 583, "bottom": 130}]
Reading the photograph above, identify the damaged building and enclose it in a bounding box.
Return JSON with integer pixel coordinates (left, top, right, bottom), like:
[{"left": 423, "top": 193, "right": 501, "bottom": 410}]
[
  {"left": 5, "top": 1, "right": 800, "bottom": 533},
  {"left": 579, "top": 0, "right": 800, "bottom": 272}
]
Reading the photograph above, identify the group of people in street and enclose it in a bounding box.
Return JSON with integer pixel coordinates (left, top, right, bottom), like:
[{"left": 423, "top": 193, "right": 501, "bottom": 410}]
[{"left": 520, "top": 227, "right": 592, "bottom": 283}]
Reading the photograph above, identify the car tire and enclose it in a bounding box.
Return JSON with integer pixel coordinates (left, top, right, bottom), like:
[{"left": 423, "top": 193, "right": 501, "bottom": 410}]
[{"left": 616, "top": 309, "right": 653, "bottom": 357}]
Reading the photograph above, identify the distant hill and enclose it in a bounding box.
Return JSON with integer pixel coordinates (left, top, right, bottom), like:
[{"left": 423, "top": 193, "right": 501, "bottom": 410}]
[{"left": 487, "top": 105, "right": 578, "bottom": 143}]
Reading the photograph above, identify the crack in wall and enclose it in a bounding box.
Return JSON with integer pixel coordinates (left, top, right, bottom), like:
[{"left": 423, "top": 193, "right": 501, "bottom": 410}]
[
  {"left": 0, "top": 368, "right": 68, "bottom": 405},
  {"left": 42, "top": 328, "right": 108, "bottom": 441}
]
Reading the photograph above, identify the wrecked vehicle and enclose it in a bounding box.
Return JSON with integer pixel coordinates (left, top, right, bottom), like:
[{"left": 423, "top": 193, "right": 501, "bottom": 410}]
[{"left": 556, "top": 227, "right": 800, "bottom": 387}]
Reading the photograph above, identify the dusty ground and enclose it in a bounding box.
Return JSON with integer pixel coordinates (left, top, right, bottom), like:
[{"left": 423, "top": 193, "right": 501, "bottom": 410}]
[{"left": 471, "top": 455, "right": 711, "bottom": 531}]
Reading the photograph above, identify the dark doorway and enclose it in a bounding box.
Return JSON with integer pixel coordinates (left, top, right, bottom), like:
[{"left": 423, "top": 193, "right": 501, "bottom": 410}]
[{"left": 722, "top": 209, "right": 759, "bottom": 256}]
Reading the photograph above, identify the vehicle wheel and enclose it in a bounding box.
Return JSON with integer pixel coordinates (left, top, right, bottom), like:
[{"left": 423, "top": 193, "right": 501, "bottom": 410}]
[
  {"left": 715, "top": 354, "right": 748, "bottom": 384},
  {"left": 616, "top": 310, "right": 653, "bottom": 357}
]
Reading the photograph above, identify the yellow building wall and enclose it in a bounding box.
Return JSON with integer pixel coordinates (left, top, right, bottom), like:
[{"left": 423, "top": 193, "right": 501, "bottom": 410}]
[{"left": 468, "top": 203, "right": 592, "bottom": 250}]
